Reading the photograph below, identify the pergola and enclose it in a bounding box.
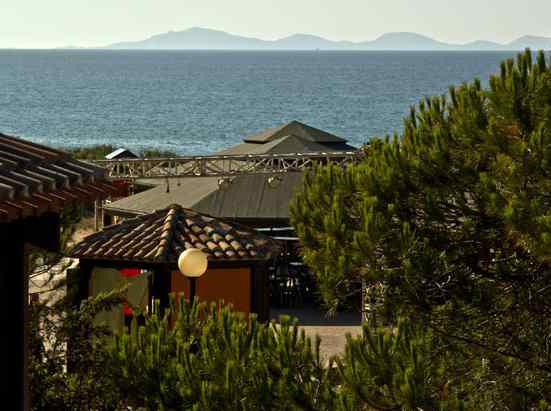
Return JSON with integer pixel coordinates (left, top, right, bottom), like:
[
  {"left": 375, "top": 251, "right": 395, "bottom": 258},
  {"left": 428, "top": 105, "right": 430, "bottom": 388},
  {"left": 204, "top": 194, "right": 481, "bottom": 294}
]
[{"left": 0, "top": 134, "right": 116, "bottom": 410}]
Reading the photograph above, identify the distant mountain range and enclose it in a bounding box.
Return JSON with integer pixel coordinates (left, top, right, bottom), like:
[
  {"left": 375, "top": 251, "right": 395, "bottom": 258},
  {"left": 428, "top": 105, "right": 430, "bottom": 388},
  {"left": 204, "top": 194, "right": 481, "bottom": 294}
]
[{"left": 102, "top": 27, "right": 551, "bottom": 51}]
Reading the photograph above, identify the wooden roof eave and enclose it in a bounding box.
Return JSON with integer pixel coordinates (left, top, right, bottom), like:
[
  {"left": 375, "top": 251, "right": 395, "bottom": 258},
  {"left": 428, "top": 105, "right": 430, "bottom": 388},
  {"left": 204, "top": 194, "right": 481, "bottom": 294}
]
[{"left": 0, "top": 134, "right": 116, "bottom": 223}]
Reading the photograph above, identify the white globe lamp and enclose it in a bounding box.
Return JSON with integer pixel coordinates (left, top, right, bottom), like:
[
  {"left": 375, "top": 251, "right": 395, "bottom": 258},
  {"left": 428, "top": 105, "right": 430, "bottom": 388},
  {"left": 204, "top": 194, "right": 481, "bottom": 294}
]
[{"left": 178, "top": 248, "right": 208, "bottom": 302}]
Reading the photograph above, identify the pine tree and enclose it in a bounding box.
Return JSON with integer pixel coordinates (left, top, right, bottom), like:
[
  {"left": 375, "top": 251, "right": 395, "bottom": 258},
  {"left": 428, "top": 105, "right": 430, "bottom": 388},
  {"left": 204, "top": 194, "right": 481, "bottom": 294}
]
[
  {"left": 336, "top": 320, "right": 464, "bottom": 410},
  {"left": 291, "top": 50, "right": 551, "bottom": 407}
]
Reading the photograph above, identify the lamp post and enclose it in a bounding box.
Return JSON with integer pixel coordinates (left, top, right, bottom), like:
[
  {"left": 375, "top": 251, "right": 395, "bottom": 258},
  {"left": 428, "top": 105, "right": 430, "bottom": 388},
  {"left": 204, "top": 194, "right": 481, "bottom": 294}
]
[{"left": 178, "top": 248, "right": 208, "bottom": 303}]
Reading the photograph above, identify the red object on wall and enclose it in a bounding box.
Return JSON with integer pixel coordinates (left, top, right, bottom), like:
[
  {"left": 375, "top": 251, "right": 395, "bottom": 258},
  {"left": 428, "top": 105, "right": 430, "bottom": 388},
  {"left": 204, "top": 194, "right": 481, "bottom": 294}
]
[
  {"left": 122, "top": 303, "right": 133, "bottom": 316},
  {"left": 119, "top": 268, "right": 140, "bottom": 277},
  {"left": 119, "top": 268, "right": 141, "bottom": 315}
]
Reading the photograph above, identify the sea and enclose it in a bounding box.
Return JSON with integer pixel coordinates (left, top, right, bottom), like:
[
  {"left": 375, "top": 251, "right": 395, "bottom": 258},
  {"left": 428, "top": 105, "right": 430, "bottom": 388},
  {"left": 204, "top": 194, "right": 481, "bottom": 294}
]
[{"left": 0, "top": 50, "right": 517, "bottom": 155}]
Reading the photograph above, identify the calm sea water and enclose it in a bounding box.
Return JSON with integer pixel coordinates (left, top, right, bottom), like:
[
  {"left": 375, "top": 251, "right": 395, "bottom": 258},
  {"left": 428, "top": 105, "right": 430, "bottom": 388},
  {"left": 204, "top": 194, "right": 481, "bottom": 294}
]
[{"left": 0, "top": 50, "right": 515, "bottom": 155}]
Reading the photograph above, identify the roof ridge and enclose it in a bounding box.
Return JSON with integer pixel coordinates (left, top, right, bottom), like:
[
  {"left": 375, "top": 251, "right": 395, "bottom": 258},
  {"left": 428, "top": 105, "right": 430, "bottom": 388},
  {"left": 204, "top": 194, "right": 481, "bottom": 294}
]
[
  {"left": 154, "top": 204, "right": 182, "bottom": 261},
  {"left": 243, "top": 121, "right": 346, "bottom": 144},
  {"left": 70, "top": 203, "right": 281, "bottom": 263}
]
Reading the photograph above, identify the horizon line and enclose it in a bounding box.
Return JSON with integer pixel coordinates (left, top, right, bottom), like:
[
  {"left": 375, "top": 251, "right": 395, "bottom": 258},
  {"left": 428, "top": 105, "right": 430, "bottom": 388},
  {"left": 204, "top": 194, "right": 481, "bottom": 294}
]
[{"left": 3, "top": 27, "right": 551, "bottom": 50}]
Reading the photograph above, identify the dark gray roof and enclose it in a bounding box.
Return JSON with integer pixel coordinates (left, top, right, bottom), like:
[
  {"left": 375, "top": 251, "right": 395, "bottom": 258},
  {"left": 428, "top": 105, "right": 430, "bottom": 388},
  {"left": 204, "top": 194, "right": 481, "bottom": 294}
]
[
  {"left": 106, "top": 177, "right": 220, "bottom": 215},
  {"left": 243, "top": 121, "right": 346, "bottom": 143},
  {"left": 216, "top": 121, "right": 356, "bottom": 156},
  {"left": 194, "top": 173, "right": 304, "bottom": 220},
  {"left": 105, "top": 172, "right": 304, "bottom": 222},
  {"left": 216, "top": 135, "right": 356, "bottom": 156}
]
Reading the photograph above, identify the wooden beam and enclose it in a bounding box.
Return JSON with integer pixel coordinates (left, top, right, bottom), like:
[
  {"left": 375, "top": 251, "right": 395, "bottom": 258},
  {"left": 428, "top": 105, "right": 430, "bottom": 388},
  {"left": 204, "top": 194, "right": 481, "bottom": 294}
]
[
  {"left": 251, "top": 262, "right": 270, "bottom": 322},
  {"left": 24, "top": 213, "right": 60, "bottom": 253},
  {"left": 152, "top": 267, "right": 171, "bottom": 315},
  {"left": 0, "top": 221, "right": 29, "bottom": 410},
  {"left": 94, "top": 199, "right": 103, "bottom": 232}
]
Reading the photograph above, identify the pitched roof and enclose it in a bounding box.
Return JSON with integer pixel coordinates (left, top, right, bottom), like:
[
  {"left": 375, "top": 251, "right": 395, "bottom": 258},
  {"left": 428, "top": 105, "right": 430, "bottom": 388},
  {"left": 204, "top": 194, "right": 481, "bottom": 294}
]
[
  {"left": 103, "top": 122, "right": 356, "bottom": 222},
  {"left": 243, "top": 121, "right": 346, "bottom": 144},
  {"left": 193, "top": 173, "right": 304, "bottom": 220},
  {"left": 105, "top": 148, "right": 138, "bottom": 160},
  {"left": 104, "top": 172, "right": 304, "bottom": 222},
  {"left": 106, "top": 177, "right": 220, "bottom": 216},
  {"left": 70, "top": 204, "right": 280, "bottom": 264},
  {"left": 215, "top": 121, "right": 356, "bottom": 156},
  {"left": 0, "top": 133, "right": 115, "bottom": 223},
  {"left": 216, "top": 135, "right": 356, "bottom": 156}
]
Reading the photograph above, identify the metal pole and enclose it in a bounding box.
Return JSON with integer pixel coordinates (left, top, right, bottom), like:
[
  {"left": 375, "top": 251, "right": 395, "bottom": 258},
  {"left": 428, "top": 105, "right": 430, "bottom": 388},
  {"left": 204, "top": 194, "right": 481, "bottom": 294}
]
[
  {"left": 189, "top": 277, "right": 196, "bottom": 304},
  {"left": 94, "top": 199, "right": 104, "bottom": 232}
]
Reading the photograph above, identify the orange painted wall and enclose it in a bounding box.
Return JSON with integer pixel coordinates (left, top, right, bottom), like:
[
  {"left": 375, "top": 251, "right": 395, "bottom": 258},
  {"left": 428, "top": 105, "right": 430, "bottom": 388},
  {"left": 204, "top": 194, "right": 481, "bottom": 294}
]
[{"left": 171, "top": 267, "right": 252, "bottom": 314}]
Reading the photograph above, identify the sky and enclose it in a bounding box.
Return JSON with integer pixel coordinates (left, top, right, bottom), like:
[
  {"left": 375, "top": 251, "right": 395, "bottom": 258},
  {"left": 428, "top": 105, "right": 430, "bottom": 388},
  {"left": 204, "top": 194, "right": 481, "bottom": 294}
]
[{"left": 1, "top": 0, "right": 550, "bottom": 48}]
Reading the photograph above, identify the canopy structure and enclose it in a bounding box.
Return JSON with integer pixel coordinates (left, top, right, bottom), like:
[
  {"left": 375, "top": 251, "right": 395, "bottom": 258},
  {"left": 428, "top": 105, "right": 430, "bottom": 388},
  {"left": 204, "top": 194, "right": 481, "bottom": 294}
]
[
  {"left": 70, "top": 204, "right": 280, "bottom": 264},
  {"left": 105, "top": 172, "right": 303, "bottom": 225}
]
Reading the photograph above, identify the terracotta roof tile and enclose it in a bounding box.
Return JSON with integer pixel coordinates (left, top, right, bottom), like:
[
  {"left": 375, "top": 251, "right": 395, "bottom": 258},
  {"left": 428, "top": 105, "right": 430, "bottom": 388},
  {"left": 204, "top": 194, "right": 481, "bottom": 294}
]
[{"left": 70, "top": 204, "right": 280, "bottom": 263}]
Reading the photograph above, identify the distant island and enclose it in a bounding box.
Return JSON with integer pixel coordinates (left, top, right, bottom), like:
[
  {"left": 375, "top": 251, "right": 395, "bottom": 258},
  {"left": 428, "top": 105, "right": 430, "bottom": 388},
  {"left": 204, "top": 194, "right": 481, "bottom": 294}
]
[{"left": 96, "top": 27, "right": 551, "bottom": 51}]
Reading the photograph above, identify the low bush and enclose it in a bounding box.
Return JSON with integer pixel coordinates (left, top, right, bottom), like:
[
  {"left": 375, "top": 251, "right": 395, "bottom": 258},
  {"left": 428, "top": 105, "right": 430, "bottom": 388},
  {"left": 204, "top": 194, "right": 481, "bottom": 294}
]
[{"left": 30, "top": 294, "right": 468, "bottom": 410}]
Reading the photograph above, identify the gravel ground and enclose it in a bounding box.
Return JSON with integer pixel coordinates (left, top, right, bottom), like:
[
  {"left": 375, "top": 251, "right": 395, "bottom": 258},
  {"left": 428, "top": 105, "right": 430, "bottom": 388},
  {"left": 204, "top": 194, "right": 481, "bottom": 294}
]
[
  {"left": 270, "top": 307, "right": 363, "bottom": 360},
  {"left": 300, "top": 325, "right": 363, "bottom": 359}
]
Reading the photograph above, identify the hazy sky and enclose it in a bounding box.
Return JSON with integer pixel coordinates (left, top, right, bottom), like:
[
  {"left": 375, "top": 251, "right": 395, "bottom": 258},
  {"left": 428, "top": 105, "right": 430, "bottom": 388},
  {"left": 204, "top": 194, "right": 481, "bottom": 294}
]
[{"left": 2, "top": 0, "right": 550, "bottom": 48}]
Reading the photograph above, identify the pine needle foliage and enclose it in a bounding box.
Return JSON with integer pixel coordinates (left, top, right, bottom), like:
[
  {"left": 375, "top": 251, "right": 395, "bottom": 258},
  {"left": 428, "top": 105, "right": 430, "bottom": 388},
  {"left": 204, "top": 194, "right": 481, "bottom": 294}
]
[
  {"left": 291, "top": 50, "right": 551, "bottom": 408},
  {"left": 109, "top": 297, "right": 464, "bottom": 410},
  {"left": 31, "top": 292, "right": 464, "bottom": 410},
  {"left": 336, "top": 320, "right": 463, "bottom": 411},
  {"left": 29, "top": 289, "right": 127, "bottom": 411},
  {"left": 109, "top": 296, "right": 336, "bottom": 411}
]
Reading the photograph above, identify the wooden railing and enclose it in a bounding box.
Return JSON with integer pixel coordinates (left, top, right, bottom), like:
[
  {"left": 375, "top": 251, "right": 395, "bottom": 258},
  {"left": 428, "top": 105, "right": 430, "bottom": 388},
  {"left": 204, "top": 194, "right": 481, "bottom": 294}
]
[{"left": 92, "top": 151, "right": 362, "bottom": 179}]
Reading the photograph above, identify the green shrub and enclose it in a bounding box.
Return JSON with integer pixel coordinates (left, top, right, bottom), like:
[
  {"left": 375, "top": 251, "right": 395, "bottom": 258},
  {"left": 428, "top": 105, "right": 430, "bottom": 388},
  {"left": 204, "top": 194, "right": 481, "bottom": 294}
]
[
  {"left": 109, "top": 297, "right": 336, "bottom": 410},
  {"left": 31, "top": 291, "right": 464, "bottom": 410}
]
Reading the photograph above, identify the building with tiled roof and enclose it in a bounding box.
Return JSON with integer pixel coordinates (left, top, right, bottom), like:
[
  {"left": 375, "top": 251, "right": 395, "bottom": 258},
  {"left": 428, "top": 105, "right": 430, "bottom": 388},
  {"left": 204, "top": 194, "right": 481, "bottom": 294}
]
[
  {"left": 70, "top": 204, "right": 280, "bottom": 322},
  {"left": 0, "top": 133, "right": 116, "bottom": 411},
  {"left": 70, "top": 204, "right": 279, "bottom": 263}
]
